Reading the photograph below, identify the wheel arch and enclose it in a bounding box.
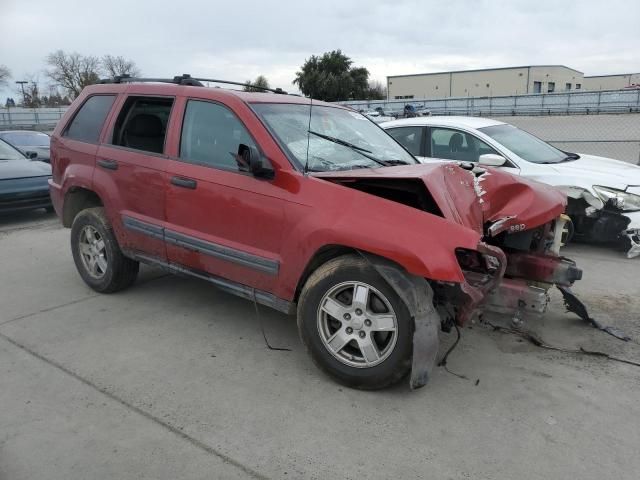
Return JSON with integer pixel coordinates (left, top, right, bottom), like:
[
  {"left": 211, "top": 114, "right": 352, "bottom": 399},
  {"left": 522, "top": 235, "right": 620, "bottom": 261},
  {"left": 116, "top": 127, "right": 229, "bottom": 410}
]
[{"left": 62, "top": 187, "right": 104, "bottom": 227}]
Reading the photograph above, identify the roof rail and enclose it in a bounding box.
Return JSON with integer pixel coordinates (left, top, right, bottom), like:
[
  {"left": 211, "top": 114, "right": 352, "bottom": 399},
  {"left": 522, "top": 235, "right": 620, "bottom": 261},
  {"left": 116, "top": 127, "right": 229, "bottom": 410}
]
[{"left": 98, "top": 73, "right": 288, "bottom": 94}]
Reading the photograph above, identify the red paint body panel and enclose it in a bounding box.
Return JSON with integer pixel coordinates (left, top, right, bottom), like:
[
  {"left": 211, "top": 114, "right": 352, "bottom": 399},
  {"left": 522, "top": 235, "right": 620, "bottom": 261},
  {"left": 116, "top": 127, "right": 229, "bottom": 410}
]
[
  {"left": 478, "top": 169, "right": 567, "bottom": 236},
  {"left": 50, "top": 82, "right": 569, "bottom": 305}
]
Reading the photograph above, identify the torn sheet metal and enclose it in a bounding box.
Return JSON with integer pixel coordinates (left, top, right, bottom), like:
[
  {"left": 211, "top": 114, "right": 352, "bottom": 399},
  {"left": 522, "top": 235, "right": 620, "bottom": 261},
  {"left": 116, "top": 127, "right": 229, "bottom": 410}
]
[
  {"left": 627, "top": 229, "right": 640, "bottom": 258},
  {"left": 557, "top": 285, "right": 631, "bottom": 341},
  {"left": 624, "top": 212, "right": 640, "bottom": 258},
  {"left": 361, "top": 253, "right": 440, "bottom": 389}
]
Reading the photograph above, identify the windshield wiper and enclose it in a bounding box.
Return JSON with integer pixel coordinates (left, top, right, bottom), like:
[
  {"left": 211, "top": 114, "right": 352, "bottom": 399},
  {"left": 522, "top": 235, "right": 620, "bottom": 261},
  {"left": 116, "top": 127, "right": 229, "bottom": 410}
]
[
  {"left": 308, "top": 130, "right": 387, "bottom": 167},
  {"left": 381, "top": 159, "right": 411, "bottom": 165}
]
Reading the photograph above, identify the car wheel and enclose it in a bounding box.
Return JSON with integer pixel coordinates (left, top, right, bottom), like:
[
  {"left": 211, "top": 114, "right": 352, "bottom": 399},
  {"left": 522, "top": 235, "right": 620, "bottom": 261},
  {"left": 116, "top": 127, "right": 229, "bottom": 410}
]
[
  {"left": 297, "top": 254, "right": 413, "bottom": 390},
  {"left": 70, "top": 207, "right": 139, "bottom": 293}
]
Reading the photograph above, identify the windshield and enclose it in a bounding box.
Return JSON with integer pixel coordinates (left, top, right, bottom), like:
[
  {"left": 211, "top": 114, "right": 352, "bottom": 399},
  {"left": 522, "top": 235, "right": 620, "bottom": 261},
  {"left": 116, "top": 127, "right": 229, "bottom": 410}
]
[
  {"left": 0, "top": 131, "right": 50, "bottom": 147},
  {"left": 479, "top": 124, "right": 569, "bottom": 164},
  {"left": 252, "top": 103, "right": 416, "bottom": 171},
  {"left": 0, "top": 139, "right": 26, "bottom": 160}
]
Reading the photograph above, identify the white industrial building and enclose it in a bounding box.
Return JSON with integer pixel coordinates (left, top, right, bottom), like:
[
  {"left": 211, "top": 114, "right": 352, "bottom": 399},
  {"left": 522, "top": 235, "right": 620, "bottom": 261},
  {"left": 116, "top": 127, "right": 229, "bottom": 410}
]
[{"left": 387, "top": 65, "right": 640, "bottom": 100}]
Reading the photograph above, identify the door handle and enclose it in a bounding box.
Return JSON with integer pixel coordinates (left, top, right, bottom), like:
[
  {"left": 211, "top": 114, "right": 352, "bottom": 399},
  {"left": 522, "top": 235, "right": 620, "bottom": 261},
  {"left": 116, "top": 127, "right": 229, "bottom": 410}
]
[
  {"left": 97, "top": 159, "right": 118, "bottom": 171},
  {"left": 171, "top": 176, "right": 197, "bottom": 189}
]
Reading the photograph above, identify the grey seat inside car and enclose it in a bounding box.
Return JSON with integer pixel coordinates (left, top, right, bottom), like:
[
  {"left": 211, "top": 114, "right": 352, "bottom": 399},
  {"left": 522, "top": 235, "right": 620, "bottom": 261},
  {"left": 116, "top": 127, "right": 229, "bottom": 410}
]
[{"left": 124, "top": 114, "right": 164, "bottom": 154}]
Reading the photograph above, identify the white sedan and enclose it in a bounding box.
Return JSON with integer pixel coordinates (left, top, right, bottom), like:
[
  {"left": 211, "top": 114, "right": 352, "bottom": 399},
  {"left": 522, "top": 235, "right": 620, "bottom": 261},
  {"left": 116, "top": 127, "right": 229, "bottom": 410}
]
[{"left": 381, "top": 116, "right": 640, "bottom": 258}]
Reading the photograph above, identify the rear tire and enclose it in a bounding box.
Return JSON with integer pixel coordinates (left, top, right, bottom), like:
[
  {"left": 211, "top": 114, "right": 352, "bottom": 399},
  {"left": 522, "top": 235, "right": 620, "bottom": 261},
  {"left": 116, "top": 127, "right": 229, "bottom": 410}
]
[
  {"left": 297, "top": 254, "right": 413, "bottom": 390},
  {"left": 70, "top": 207, "right": 139, "bottom": 293}
]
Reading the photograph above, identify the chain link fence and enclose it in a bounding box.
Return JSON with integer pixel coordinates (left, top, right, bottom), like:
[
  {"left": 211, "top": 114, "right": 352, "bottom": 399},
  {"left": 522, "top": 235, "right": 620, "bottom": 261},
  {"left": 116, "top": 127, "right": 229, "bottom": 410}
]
[
  {"left": 339, "top": 89, "right": 640, "bottom": 165},
  {"left": 490, "top": 113, "right": 640, "bottom": 164},
  {"left": 0, "top": 107, "right": 67, "bottom": 131}
]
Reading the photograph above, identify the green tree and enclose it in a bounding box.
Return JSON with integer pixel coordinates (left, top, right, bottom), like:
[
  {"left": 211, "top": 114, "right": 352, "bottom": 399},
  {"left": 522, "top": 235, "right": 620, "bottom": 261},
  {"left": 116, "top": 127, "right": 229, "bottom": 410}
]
[
  {"left": 243, "top": 75, "right": 270, "bottom": 92},
  {"left": 367, "top": 81, "right": 387, "bottom": 100},
  {"left": 293, "top": 50, "right": 371, "bottom": 102}
]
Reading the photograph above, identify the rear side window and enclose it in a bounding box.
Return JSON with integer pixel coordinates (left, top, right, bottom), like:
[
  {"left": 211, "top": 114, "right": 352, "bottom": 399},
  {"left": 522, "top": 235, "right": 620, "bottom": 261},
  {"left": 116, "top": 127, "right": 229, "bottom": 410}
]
[
  {"left": 111, "top": 96, "right": 174, "bottom": 154},
  {"left": 386, "top": 126, "right": 424, "bottom": 156},
  {"left": 64, "top": 95, "right": 115, "bottom": 143}
]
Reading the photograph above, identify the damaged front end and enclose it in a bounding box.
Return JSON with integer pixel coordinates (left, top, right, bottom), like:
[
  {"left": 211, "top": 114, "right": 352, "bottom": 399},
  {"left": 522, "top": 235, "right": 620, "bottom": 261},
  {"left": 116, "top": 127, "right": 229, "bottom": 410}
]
[
  {"left": 315, "top": 163, "right": 596, "bottom": 388},
  {"left": 425, "top": 164, "right": 587, "bottom": 329},
  {"left": 436, "top": 215, "right": 583, "bottom": 329},
  {"left": 563, "top": 185, "right": 640, "bottom": 259}
]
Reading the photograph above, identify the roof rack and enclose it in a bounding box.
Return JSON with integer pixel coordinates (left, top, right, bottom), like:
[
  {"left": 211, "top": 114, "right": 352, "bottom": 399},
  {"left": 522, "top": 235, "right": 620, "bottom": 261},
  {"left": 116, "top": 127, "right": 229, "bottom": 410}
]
[{"left": 98, "top": 74, "right": 288, "bottom": 94}]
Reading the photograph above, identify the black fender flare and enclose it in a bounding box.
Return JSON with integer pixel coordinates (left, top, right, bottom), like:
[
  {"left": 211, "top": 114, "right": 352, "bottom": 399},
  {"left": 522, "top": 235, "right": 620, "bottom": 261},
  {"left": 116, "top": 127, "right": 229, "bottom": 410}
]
[{"left": 359, "top": 252, "right": 440, "bottom": 389}]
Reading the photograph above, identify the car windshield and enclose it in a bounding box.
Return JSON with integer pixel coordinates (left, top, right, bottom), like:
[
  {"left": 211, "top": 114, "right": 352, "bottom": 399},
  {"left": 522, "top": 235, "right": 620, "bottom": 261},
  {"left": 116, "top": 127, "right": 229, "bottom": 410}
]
[
  {"left": 0, "top": 139, "right": 26, "bottom": 160},
  {"left": 479, "top": 124, "right": 569, "bottom": 164},
  {"left": 0, "top": 131, "right": 50, "bottom": 147},
  {"left": 252, "top": 103, "right": 416, "bottom": 171}
]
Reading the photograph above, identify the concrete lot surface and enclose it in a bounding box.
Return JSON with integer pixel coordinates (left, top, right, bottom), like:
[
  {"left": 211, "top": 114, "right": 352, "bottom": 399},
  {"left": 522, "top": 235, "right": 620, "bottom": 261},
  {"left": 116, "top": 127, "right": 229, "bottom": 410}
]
[{"left": 1, "top": 211, "right": 639, "bottom": 479}]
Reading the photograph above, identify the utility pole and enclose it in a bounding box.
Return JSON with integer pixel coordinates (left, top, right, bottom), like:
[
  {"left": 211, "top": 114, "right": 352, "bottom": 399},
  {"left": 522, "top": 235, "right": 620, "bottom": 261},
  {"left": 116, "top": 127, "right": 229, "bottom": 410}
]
[{"left": 15, "top": 80, "right": 28, "bottom": 106}]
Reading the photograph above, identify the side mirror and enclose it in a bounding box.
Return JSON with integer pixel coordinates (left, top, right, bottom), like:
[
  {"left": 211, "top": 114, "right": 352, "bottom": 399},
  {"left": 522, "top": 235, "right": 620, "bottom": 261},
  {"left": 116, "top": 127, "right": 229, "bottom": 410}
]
[
  {"left": 26, "top": 151, "right": 38, "bottom": 159},
  {"left": 238, "top": 144, "right": 274, "bottom": 179},
  {"left": 479, "top": 153, "right": 507, "bottom": 167}
]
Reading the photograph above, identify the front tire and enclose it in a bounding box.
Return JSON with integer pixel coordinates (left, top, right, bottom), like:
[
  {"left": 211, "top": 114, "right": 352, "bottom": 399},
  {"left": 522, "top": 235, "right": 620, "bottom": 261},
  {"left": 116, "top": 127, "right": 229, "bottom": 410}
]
[
  {"left": 297, "top": 254, "right": 413, "bottom": 390},
  {"left": 70, "top": 207, "right": 139, "bottom": 293}
]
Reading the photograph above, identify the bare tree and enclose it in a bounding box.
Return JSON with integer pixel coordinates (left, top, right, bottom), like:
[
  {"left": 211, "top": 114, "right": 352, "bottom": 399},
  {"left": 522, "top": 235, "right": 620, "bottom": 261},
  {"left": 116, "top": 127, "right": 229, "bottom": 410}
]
[
  {"left": 22, "top": 73, "right": 41, "bottom": 107},
  {"left": 0, "top": 64, "right": 11, "bottom": 87},
  {"left": 45, "top": 50, "right": 101, "bottom": 98},
  {"left": 101, "top": 55, "right": 141, "bottom": 78}
]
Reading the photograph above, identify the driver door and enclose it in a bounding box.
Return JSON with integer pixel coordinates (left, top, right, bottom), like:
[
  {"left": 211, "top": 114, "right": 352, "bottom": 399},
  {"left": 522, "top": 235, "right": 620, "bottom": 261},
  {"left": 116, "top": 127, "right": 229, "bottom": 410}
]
[{"left": 163, "top": 97, "right": 287, "bottom": 292}]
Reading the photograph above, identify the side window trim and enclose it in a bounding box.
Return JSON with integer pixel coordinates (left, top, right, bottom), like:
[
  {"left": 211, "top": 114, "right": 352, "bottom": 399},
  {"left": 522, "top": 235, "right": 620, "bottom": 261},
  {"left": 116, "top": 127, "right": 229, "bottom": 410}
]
[
  {"left": 177, "top": 98, "right": 268, "bottom": 176},
  {"left": 62, "top": 94, "right": 117, "bottom": 144},
  {"left": 419, "top": 126, "right": 428, "bottom": 157}
]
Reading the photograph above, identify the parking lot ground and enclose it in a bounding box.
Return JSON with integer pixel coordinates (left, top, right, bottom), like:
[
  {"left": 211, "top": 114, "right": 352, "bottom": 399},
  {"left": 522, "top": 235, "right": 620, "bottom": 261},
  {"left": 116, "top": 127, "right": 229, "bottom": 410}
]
[{"left": 2, "top": 211, "right": 640, "bottom": 480}]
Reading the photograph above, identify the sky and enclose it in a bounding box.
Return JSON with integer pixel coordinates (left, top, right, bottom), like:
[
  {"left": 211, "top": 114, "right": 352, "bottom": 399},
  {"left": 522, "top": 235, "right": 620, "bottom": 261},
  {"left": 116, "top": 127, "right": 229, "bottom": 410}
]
[{"left": 1, "top": 0, "right": 639, "bottom": 100}]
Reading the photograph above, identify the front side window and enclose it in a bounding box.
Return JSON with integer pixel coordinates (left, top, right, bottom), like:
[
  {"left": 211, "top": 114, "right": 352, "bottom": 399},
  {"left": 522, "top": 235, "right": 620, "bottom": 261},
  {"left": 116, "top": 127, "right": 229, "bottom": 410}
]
[
  {"left": 252, "top": 103, "right": 416, "bottom": 171},
  {"left": 479, "top": 124, "right": 568, "bottom": 164},
  {"left": 111, "top": 96, "right": 174, "bottom": 154},
  {"left": 180, "top": 100, "right": 258, "bottom": 172},
  {"left": 429, "top": 127, "right": 498, "bottom": 162},
  {"left": 386, "top": 126, "right": 424, "bottom": 156},
  {"left": 64, "top": 95, "right": 116, "bottom": 143}
]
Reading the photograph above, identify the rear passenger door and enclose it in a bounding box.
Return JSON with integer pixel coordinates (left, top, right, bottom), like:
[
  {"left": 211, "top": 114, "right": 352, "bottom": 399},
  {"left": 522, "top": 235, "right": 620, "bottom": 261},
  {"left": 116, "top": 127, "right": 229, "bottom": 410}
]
[
  {"left": 95, "top": 95, "right": 175, "bottom": 260},
  {"left": 163, "top": 98, "right": 286, "bottom": 292}
]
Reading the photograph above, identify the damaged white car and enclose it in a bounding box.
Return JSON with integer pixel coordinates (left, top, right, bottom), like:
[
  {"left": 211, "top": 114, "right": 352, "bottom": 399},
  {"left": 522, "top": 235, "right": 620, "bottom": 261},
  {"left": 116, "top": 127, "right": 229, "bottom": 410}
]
[{"left": 382, "top": 116, "right": 640, "bottom": 258}]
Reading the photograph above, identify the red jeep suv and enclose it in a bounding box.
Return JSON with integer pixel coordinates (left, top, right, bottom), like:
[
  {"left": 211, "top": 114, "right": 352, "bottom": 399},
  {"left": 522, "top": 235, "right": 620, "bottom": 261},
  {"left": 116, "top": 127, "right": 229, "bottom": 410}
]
[{"left": 49, "top": 75, "right": 583, "bottom": 390}]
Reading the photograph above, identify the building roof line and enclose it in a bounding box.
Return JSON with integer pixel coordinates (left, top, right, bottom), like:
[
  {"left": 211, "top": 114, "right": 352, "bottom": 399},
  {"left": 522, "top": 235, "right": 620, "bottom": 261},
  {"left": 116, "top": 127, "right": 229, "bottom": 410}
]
[
  {"left": 387, "top": 65, "right": 584, "bottom": 79},
  {"left": 584, "top": 73, "right": 640, "bottom": 78}
]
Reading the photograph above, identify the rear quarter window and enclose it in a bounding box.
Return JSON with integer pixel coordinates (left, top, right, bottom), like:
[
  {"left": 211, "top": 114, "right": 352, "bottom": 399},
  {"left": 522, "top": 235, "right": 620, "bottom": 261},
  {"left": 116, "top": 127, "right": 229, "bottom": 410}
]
[{"left": 63, "top": 95, "right": 116, "bottom": 143}]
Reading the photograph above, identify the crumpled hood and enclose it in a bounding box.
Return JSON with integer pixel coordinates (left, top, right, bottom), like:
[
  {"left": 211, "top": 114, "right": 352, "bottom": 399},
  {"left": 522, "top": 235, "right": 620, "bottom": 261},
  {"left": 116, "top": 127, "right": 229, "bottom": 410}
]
[
  {"left": 0, "top": 159, "right": 52, "bottom": 181},
  {"left": 314, "top": 163, "right": 566, "bottom": 235},
  {"left": 547, "top": 154, "right": 640, "bottom": 191}
]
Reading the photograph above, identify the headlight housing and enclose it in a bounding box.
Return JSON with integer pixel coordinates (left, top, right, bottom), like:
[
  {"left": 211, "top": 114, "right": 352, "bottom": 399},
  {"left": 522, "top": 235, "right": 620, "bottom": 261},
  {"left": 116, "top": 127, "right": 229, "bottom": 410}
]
[{"left": 593, "top": 186, "right": 640, "bottom": 212}]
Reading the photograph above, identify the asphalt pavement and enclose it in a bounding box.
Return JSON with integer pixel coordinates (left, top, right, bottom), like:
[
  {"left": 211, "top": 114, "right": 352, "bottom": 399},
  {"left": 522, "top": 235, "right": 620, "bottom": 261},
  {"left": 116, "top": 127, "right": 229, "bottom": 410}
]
[{"left": 1, "top": 210, "right": 639, "bottom": 480}]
